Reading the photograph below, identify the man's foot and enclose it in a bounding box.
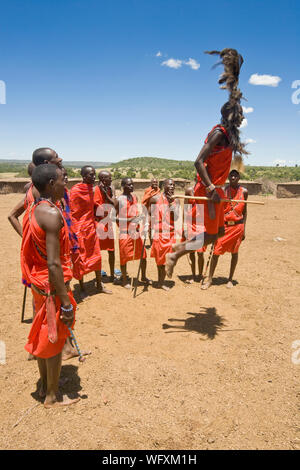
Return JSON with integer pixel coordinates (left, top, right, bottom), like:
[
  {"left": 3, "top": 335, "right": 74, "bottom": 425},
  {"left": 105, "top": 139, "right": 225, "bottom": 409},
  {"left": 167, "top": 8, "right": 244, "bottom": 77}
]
[
  {"left": 38, "top": 382, "right": 47, "bottom": 398},
  {"left": 62, "top": 348, "right": 91, "bottom": 361},
  {"left": 44, "top": 394, "right": 80, "bottom": 409},
  {"left": 97, "top": 282, "right": 113, "bottom": 294},
  {"left": 226, "top": 280, "right": 234, "bottom": 289},
  {"left": 165, "top": 253, "right": 177, "bottom": 278},
  {"left": 141, "top": 277, "right": 152, "bottom": 285},
  {"left": 158, "top": 284, "right": 170, "bottom": 291},
  {"left": 79, "top": 289, "right": 89, "bottom": 300},
  {"left": 201, "top": 278, "right": 212, "bottom": 290}
]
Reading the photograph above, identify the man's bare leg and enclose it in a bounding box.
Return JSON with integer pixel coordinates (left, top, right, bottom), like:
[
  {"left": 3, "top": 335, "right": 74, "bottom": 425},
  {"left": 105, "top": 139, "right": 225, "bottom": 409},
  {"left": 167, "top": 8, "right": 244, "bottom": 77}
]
[
  {"left": 95, "top": 270, "right": 112, "bottom": 294},
  {"left": 37, "top": 358, "right": 47, "bottom": 398},
  {"left": 165, "top": 234, "right": 217, "bottom": 278},
  {"left": 120, "top": 264, "right": 131, "bottom": 289},
  {"left": 227, "top": 253, "right": 238, "bottom": 288},
  {"left": 79, "top": 278, "right": 88, "bottom": 299},
  {"left": 197, "top": 252, "right": 205, "bottom": 280},
  {"left": 108, "top": 251, "right": 115, "bottom": 281},
  {"left": 62, "top": 337, "right": 92, "bottom": 361},
  {"left": 201, "top": 254, "right": 219, "bottom": 290},
  {"left": 140, "top": 259, "right": 150, "bottom": 284},
  {"left": 43, "top": 352, "right": 80, "bottom": 408},
  {"left": 28, "top": 298, "right": 37, "bottom": 361},
  {"left": 157, "top": 265, "right": 169, "bottom": 291},
  {"left": 186, "top": 252, "right": 196, "bottom": 283}
]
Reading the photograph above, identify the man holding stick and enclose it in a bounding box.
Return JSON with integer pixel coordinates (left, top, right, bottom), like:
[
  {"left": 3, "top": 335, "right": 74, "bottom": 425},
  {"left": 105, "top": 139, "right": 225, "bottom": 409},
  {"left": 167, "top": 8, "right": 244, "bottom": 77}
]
[{"left": 24, "top": 164, "right": 80, "bottom": 408}]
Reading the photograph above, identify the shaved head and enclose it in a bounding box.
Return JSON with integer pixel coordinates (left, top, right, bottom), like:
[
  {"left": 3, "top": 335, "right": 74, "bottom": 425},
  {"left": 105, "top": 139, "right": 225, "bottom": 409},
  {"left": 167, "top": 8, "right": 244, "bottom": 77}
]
[{"left": 81, "top": 165, "right": 94, "bottom": 177}]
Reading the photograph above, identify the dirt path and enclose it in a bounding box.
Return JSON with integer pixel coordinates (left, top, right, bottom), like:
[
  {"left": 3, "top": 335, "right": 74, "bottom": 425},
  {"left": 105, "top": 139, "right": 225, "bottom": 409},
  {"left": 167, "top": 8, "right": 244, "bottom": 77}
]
[{"left": 0, "top": 193, "right": 299, "bottom": 449}]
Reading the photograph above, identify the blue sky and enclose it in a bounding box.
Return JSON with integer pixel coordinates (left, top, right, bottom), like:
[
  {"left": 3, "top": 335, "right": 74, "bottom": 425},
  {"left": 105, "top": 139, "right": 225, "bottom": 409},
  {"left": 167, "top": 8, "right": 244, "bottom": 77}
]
[{"left": 0, "top": 0, "right": 299, "bottom": 165}]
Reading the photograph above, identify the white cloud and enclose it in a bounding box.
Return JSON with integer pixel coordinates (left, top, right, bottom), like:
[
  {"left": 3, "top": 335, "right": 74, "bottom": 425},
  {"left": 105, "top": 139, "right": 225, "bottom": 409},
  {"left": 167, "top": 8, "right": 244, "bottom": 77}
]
[
  {"left": 249, "top": 73, "right": 282, "bottom": 87},
  {"left": 184, "top": 58, "right": 200, "bottom": 70},
  {"left": 156, "top": 51, "right": 162, "bottom": 57},
  {"left": 161, "top": 58, "right": 183, "bottom": 69},
  {"left": 242, "top": 106, "right": 254, "bottom": 114},
  {"left": 273, "top": 159, "right": 286, "bottom": 166},
  {"left": 239, "top": 118, "right": 248, "bottom": 128},
  {"left": 245, "top": 138, "right": 256, "bottom": 144}
]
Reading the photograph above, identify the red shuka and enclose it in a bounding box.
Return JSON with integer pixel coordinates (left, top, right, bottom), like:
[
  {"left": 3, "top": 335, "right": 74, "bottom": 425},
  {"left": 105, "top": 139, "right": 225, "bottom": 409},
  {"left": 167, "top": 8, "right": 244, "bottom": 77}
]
[
  {"left": 214, "top": 185, "right": 246, "bottom": 255},
  {"left": 118, "top": 194, "right": 146, "bottom": 265},
  {"left": 142, "top": 186, "right": 160, "bottom": 208},
  {"left": 24, "top": 201, "right": 76, "bottom": 359},
  {"left": 94, "top": 185, "right": 115, "bottom": 251},
  {"left": 20, "top": 184, "right": 35, "bottom": 286},
  {"left": 70, "top": 183, "right": 101, "bottom": 276},
  {"left": 150, "top": 194, "right": 177, "bottom": 266},
  {"left": 194, "top": 125, "right": 232, "bottom": 235}
]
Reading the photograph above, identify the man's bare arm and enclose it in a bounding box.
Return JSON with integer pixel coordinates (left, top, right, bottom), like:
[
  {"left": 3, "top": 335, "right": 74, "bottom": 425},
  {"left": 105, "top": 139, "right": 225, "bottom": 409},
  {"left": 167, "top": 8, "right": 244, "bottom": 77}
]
[{"left": 8, "top": 197, "right": 26, "bottom": 237}]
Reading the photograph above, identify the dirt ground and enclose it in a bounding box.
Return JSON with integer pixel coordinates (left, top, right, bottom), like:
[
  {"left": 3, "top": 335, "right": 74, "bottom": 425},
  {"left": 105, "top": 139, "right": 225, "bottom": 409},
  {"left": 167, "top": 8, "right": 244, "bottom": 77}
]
[{"left": 0, "top": 192, "right": 299, "bottom": 450}]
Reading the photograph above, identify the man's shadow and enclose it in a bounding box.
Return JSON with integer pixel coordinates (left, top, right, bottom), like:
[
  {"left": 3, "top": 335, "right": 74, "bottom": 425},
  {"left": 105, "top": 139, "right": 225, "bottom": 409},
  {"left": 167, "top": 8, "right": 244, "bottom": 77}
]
[
  {"left": 211, "top": 276, "right": 239, "bottom": 287},
  {"left": 31, "top": 364, "right": 87, "bottom": 403},
  {"left": 162, "top": 307, "right": 226, "bottom": 340},
  {"left": 72, "top": 279, "right": 103, "bottom": 303}
]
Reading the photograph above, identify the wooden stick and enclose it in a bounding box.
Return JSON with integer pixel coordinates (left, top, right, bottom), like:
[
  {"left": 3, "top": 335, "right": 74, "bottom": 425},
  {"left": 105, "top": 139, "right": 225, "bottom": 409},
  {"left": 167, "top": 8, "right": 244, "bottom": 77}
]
[
  {"left": 21, "top": 285, "right": 27, "bottom": 323},
  {"left": 174, "top": 195, "right": 264, "bottom": 205},
  {"left": 68, "top": 327, "right": 85, "bottom": 363}
]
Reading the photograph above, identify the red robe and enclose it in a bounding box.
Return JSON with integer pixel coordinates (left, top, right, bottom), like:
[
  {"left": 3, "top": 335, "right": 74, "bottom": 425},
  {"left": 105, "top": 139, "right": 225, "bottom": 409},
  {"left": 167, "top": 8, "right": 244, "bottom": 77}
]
[
  {"left": 151, "top": 194, "right": 176, "bottom": 266},
  {"left": 20, "top": 184, "right": 35, "bottom": 287},
  {"left": 214, "top": 185, "right": 246, "bottom": 255},
  {"left": 194, "top": 125, "right": 232, "bottom": 235},
  {"left": 70, "top": 183, "right": 101, "bottom": 276},
  {"left": 24, "top": 201, "right": 76, "bottom": 359},
  {"left": 94, "top": 185, "right": 115, "bottom": 251},
  {"left": 142, "top": 186, "right": 160, "bottom": 209},
  {"left": 118, "top": 194, "right": 146, "bottom": 265}
]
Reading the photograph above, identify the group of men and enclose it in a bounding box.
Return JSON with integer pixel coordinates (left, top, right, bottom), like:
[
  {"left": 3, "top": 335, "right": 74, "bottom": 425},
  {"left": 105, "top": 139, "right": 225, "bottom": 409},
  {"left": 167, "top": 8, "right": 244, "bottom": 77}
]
[{"left": 7, "top": 47, "right": 249, "bottom": 408}]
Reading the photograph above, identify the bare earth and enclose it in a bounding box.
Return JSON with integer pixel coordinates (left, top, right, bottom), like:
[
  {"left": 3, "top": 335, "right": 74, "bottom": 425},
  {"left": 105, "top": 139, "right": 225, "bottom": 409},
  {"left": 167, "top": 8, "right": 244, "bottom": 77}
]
[{"left": 0, "top": 192, "right": 299, "bottom": 450}]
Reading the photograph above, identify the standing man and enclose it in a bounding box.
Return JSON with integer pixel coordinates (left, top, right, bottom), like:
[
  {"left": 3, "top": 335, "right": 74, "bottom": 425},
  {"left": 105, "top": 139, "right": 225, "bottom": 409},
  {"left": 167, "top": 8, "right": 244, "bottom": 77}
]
[
  {"left": 164, "top": 48, "right": 248, "bottom": 278},
  {"left": 70, "top": 166, "right": 111, "bottom": 296},
  {"left": 181, "top": 186, "right": 206, "bottom": 283},
  {"left": 202, "top": 169, "right": 248, "bottom": 289},
  {"left": 149, "top": 179, "right": 180, "bottom": 291},
  {"left": 116, "top": 178, "right": 147, "bottom": 289},
  {"left": 142, "top": 178, "right": 160, "bottom": 245},
  {"left": 24, "top": 164, "right": 80, "bottom": 408},
  {"left": 94, "top": 170, "right": 116, "bottom": 282}
]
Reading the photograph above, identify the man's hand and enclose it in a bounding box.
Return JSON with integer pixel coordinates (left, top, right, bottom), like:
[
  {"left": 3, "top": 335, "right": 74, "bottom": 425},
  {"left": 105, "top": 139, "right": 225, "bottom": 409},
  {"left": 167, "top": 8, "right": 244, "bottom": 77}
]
[
  {"left": 209, "top": 189, "right": 221, "bottom": 203},
  {"left": 242, "top": 233, "right": 246, "bottom": 241},
  {"left": 60, "top": 304, "right": 74, "bottom": 328}
]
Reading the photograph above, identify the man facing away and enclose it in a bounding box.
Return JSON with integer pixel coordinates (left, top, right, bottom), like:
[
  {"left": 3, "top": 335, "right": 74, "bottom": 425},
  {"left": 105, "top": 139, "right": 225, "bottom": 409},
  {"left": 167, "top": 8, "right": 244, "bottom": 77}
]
[{"left": 24, "top": 164, "right": 80, "bottom": 408}]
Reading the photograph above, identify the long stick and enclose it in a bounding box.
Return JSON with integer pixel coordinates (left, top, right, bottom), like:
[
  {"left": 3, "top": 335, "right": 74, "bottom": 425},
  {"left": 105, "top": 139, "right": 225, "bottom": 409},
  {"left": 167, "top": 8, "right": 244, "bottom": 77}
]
[
  {"left": 174, "top": 195, "right": 264, "bottom": 205},
  {"left": 68, "top": 327, "right": 85, "bottom": 363},
  {"left": 133, "top": 236, "right": 147, "bottom": 298},
  {"left": 131, "top": 237, "right": 137, "bottom": 288},
  {"left": 21, "top": 286, "right": 27, "bottom": 323},
  {"left": 201, "top": 243, "right": 215, "bottom": 285}
]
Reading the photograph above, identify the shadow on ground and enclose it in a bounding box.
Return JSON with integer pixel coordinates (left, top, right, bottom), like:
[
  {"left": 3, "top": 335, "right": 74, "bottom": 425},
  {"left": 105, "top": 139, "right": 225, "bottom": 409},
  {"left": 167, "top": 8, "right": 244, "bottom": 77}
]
[{"left": 162, "top": 307, "right": 226, "bottom": 339}]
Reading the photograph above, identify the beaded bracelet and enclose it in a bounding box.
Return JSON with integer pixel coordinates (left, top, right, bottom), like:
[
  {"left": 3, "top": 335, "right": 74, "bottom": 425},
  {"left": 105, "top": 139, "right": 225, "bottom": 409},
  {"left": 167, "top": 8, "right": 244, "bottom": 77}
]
[{"left": 61, "top": 304, "right": 74, "bottom": 312}]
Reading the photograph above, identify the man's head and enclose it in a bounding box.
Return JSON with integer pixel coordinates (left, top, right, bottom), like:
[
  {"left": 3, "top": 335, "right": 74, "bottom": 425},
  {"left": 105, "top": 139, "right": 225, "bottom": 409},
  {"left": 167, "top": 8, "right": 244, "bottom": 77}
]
[
  {"left": 229, "top": 169, "right": 240, "bottom": 187},
  {"left": 27, "top": 162, "right": 35, "bottom": 177},
  {"left": 61, "top": 167, "right": 68, "bottom": 184},
  {"left": 184, "top": 185, "right": 194, "bottom": 197},
  {"left": 98, "top": 170, "right": 112, "bottom": 188},
  {"left": 151, "top": 178, "right": 158, "bottom": 190},
  {"left": 81, "top": 165, "right": 96, "bottom": 185},
  {"left": 32, "top": 148, "right": 62, "bottom": 168},
  {"left": 32, "top": 164, "right": 65, "bottom": 201},
  {"left": 163, "top": 178, "right": 175, "bottom": 195},
  {"left": 121, "top": 177, "right": 133, "bottom": 194}
]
